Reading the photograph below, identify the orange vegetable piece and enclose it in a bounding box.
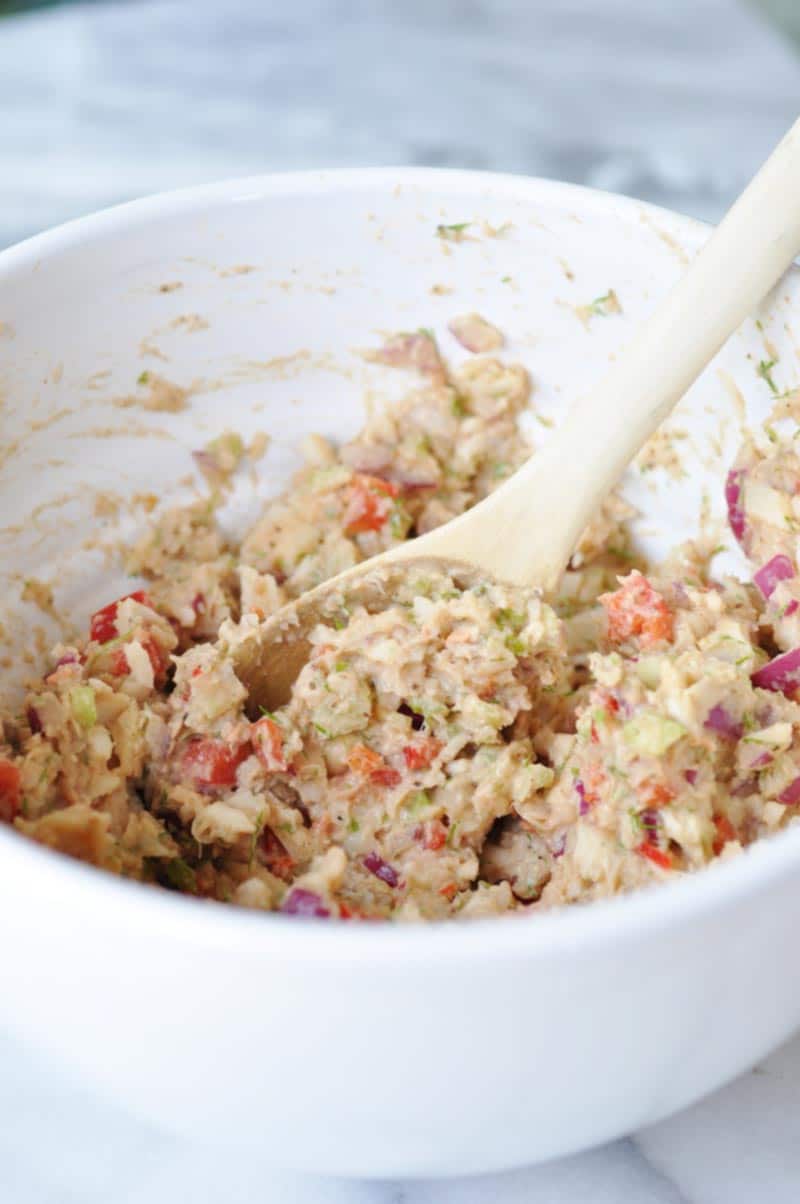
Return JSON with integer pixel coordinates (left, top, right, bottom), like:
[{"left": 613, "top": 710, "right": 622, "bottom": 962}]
[
  {"left": 637, "top": 841, "right": 672, "bottom": 871},
  {"left": 403, "top": 738, "right": 443, "bottom": 771},
  {"left": 601, "top": 572, "right": 674, "bottom": 648},
  {"left": 712, "top": 813, "right": 737, "bottom": 855},
  {"left": 343, "top": 474, "right": 399, "bottom": 535}
]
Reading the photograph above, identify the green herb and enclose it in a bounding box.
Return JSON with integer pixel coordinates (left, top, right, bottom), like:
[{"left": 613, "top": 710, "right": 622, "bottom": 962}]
[
  {"left": 628, "top": 808, "right": 643, "bottom": 834},
  {"left": 248, "top": 809, "right": 266, "bottom": 871},
  {"left": 334, "top": 660, "right": 349, "bottom": 672},
  {"left": 447, "top": 821, "right": 460, "bottom": 848},
  {"left": 332, "top": 614, "right": 348, "bottom": 631},
  {"left": 505, "top": 634, "right": 527, "bottom": 656},
  {"left": 757, "top": 358, "right": 779, "bottom": 394},
  {"left": 496, "top": 608, "right": 525, "bottom": 632},
  {"left": 451, "top": 393, "right": 468, "bottom": 418},
  {"left": 436, "top": 222, "right": 470, "bottom": 239},
  {"left": 258, "top": 705, "right": 277, "bottom": 718},
  {"left": 137, "top": 370, "right": 150, "bottom": 386},
  {"left": 501, "top": 275, "right": 512, "bottom": 283},
  {"left": 163, "top": 858, "right": 197, "bottom": 894},
  {"left": 588, "top": 289, "right": 620, "bottom": 316},
  {"left": 418, "top": 326, "right": 435, "bottom": 339},
  {"left": 347, "top": 817, "right": 360, "bottom": 833},
  {"left": 313, "top": 722, "right": 332, "bottom": 737}
]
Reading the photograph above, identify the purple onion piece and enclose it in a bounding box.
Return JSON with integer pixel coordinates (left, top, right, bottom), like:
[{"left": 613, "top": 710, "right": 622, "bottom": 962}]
[
  {"left": 684, "top": 769, "right": 698, "bottom": 786},
  {"left": 26, "top": 706, "right": 42, "bottom": 734},
  {"left": 751, "top": 751, "right": 773, "bottom": 769},
  {"left": 550, "top": 832, "right": 567, "bottom": 859},
  {"left": 754, "top": 554, "right": 795, "bottom": 599},
  {"left": 363, "top": 851, "right": 399, "bottom": 888},
  {"left": 787, "top": 601, "right": 800, "bottom": 618},
  {"left": 281, "top": 888, "right": 330, "bottom": 918},
  {"left": 640, "top": 809, "right": 660, "bottom": 840},
  {"left": 575, "top": 779, "right": 589, "bottom": 816},
  {"left": 779, "top": 776, "right": 800, "bottom": 806},
  {"left": 725, "top": 468, "right": 747, "bottom": 544},
  {"left": 752, "top": 647, "right": 800, "bottom": 697},
  {"left": 704, "top": 704, "right": 743, "bottom": 741}
]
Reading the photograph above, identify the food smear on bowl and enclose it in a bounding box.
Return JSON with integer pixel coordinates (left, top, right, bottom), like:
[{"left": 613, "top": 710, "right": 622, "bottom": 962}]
[{"left": 3, "top": 322, "right": 800, "bottom": 920}]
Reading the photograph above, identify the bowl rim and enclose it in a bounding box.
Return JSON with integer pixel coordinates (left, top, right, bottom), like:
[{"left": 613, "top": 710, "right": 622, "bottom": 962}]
[{"left": 3, "top": 164, "right": 800, "bottom": 966}]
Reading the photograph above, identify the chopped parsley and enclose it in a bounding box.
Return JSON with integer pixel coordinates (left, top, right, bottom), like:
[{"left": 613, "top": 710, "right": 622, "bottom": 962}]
[
  {"left": 757, "top": 358, "right": 779, "bottom": 394},
  {"left": 436, "top": 222, "right": 471, "bottom": 240}
]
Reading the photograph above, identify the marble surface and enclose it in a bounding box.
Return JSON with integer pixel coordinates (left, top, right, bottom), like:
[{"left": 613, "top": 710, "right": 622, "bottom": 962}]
[{"left": 2, "top": 0, "right": 800, "bottom": 1199}]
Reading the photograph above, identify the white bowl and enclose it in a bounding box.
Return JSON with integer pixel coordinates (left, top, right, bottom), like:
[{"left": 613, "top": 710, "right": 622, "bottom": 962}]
[{"left": 1, "top": 169, "right": 800, "bottom": 1179}]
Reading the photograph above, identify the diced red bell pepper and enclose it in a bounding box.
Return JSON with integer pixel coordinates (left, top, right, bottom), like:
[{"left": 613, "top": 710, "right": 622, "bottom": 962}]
[
  {"left": 421, "top": 819, "right": 448, "bottom": 851},
  {"left": 343, "top": 474, "right": 399, "bottom": 535},
  {"left": 181, "top": 738, "right": 249, "bottom": 789},
  {"left": 347, "top": 744, "right": 401, "bottom": 786},
  {"left": 90, "top": 590, "right": 153, "bottom": 644},
  {"left": 109, "top": 635, "right": 168, "bottom": 685},
  {"left": 712, "top": 813, "right": 737, "bottom": 855},
  {"left": 637, "top": 840, "right": 672, "bottom": 870},
  {"left": 252, "top": 716, "right": 287, "bottom": 772},
  {"left": 257, "top": 826, "right": 295, "bottom": 881},
  {"left": 0, "top": 760, "right": 21, "bottom": 823},
  {"left": 403, "top": 738, "right": 443, "bottom": 771}
]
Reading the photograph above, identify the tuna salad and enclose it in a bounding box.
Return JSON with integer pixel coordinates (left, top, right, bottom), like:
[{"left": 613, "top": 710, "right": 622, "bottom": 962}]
[{"left": 2, "top": 326, "right": 799, "bottom": 920}]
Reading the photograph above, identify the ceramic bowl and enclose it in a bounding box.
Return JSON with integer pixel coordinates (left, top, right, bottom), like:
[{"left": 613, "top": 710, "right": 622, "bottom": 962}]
[{"left": 1, "top": 169, "right": 799, "bottom": 1177}]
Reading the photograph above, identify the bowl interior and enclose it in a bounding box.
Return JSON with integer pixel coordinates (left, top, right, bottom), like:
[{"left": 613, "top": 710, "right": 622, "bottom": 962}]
[{"left": 1, "top": 171, "right": 797, "bottom": 712}]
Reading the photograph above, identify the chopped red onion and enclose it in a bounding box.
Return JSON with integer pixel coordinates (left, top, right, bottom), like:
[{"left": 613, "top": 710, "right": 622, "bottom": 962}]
[
  {"left": 640, "top": 809, "right": 660, "bottom": 840},
  {"left": 366, "top": 332, "right": 444, "bottom": 380},
  {"left": 448, "top": 313, "right": 504, "bottom": 354},
  {"left": 787, "top": 601, "right": 800, "bottom": 618},
  {"left": 754, "top": 554, "right": 795, "bottom": 599},
  {"left": 26, "top": 706, "right": 42, "bottom": 734},
  {"left": 550, "top": 831, "right": 567, "bottom": 859},
  {"left": 281, "top": 888, "right": 330, "bottom": 918},
  {"left": 752, "top": 647, "right": 800, "bottom": 697},
  {"left": 54, "top": 652, "right": 78, "bottom": 669},
  {"left": 779, "top": 776, "right": 800, "bottom": 805},
  {"left": 704, "top": 704, "right": 743, "bottom": 741},
  {"left": 751, "top": 751, "right": 773, "bottom": 769},
  {"left": 575, "top": 779, "right": 589, "bottom": 816},
  {"left": 684, "top": 768, "right": 698, "bottom": 786},
  {"left": 191, "top": 448, "right": 224, "bottom": 487},
  {"left": 725, "top": 469, "right": 747, "bottom": 544},
  {"left": 363, "top": 851, "right": 399, "bottom": 888}
]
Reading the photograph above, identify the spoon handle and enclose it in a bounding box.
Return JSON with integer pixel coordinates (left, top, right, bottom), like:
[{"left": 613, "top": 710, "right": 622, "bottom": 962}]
[{"left": 409, "top": 113, "right": 800, "bottom": 592}]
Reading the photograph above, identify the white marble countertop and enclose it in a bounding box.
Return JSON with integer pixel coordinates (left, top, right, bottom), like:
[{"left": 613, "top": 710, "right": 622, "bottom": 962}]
[{"left": 2, "top": 0, "right": 800, "bottom": 1200}]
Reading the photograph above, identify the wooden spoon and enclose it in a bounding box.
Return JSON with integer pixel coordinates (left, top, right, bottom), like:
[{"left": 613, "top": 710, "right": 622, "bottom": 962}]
[{"left": 237, "top": 116, "right": 800, "bottom": 712}]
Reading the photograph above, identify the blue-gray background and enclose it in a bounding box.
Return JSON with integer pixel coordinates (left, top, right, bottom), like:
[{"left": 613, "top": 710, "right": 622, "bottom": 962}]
[
  {"left": 1, "top": 0, "right": 800, "bottom": 250},
  {"left": 2, "top": 2, "right": 800, "bottom": 1202}
]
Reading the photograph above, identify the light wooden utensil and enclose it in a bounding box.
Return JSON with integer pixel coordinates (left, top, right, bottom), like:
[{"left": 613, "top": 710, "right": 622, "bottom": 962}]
[{"left": 237, "top": 116, "right": 800, "bottom": 711}]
